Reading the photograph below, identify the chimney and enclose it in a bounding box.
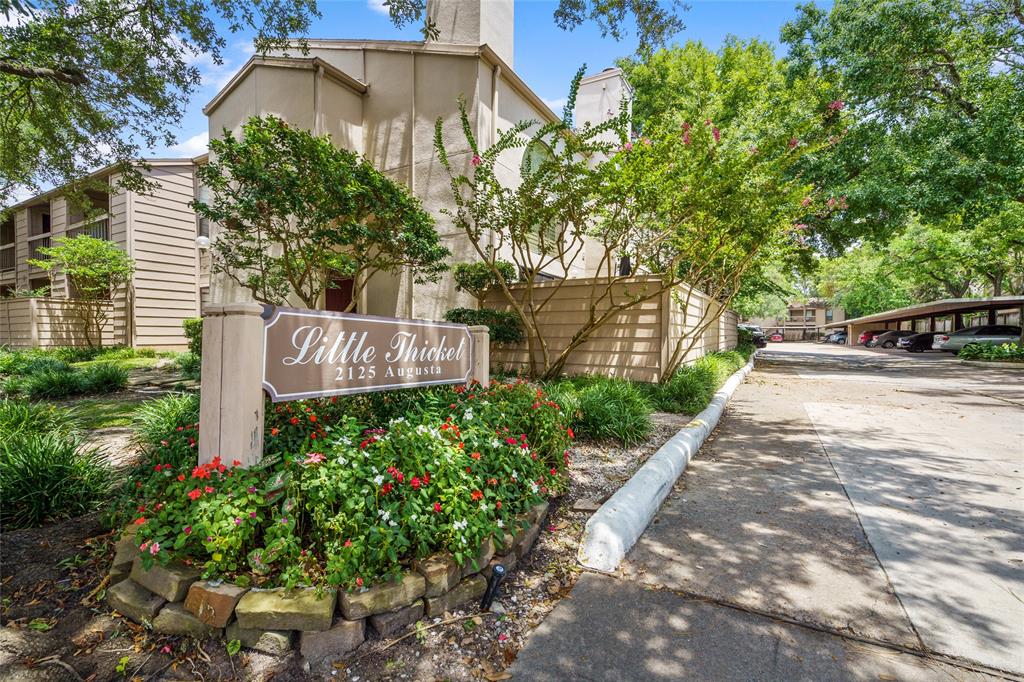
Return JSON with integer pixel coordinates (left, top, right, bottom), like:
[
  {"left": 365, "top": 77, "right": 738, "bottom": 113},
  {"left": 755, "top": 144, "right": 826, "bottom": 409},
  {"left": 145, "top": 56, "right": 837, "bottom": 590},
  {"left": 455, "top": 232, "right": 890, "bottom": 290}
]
[
  {"left": 427, "top": 0, "right": 514, "bottom": 67},
  {"left": 574, "top": 67, "right": 633, "bottom": 143}
]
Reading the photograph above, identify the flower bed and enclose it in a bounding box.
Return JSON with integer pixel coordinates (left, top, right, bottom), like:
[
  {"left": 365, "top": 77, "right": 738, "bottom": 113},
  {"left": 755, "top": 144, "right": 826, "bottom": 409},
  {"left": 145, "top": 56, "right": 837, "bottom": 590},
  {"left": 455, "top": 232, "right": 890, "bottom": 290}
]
[{"left": 105, "top": 380, "right": 571, "bottom": 665}]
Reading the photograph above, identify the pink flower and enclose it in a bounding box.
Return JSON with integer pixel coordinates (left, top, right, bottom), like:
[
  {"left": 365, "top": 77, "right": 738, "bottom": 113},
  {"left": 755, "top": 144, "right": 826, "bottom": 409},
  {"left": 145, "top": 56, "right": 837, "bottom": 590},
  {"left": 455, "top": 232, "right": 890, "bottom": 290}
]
[
  {"left": 498, "top": 633, "right": 508, "bottom": 642},
  {"left": 683, "top": 131, "right": 691, "bottom": 146},
  {"left": 160, "top": 645, "right": 172, "bottom": 654},
  {"left": 303, "top": 452, "right": 325, "bottom": 466},
  {"left": 712, "top": 127, "right": 720, "bottom": 142},
  {"left": 788, "top": 137, "right": 799, "bottom": 149},
  {"left": 828, "top": 99, "right": 845, "bottom": 111},
  {"left": 149, "top": 542, "right": 160, "bottom": 555},
  {"left": 234, "top": 517, "right": 242, "bottom": 525},
  {"left": 471, "top": 154, "right": 482, "bottom": 166},
  {"left": 183, "top": 526, "right": 191, "bottom": 535}
]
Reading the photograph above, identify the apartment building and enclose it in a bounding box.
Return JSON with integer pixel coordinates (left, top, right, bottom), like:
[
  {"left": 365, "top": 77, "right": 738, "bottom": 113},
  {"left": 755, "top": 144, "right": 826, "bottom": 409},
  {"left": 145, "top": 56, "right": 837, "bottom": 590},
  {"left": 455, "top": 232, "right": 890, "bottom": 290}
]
[
  {"left": 0, "top": 160, "right": 204, "bottom": 349},
  {"left": 744, "top": 300, "right": 846, "bottom": 341},
  {"left": 202, "top": 0, "right": 630, "bottom": 321}
]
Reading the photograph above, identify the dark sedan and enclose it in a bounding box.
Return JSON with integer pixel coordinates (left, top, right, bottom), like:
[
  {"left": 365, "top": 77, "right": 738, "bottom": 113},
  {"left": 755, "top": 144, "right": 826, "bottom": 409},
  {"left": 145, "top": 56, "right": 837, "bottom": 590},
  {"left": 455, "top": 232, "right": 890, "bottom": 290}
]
[
  {"left": 872, "top": 329, "right": 918, "bottom": 349},
  {"left": 898, "top": 332, "right": 941, "bottom": 353}
]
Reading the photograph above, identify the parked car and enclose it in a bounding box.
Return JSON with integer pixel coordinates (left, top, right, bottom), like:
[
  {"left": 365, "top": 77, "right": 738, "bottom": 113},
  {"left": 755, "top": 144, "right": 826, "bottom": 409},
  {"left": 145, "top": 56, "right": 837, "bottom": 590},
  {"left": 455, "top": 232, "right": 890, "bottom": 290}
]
[
  {"left": 898, "top": 332, "right": 942, "bottom": 352},
  {"left": 830, "top": 331, "right": 848, "bottom": 345},
  {"left": 871, "top": 329, "right": 918, "bottom": 349},
  {"left": 739, "top": 324, "right": 768, "bottom": 348},
  {"left": 858, "top": 329, "right": 890, "bottom": 346},
  {"left": 820, "top": 330, "right": 843, "bottom": 343},
  {"left": 769, "top": 332, "right": 784, "bottom": 342},
  {"left": 934, "top": 325, "right": 1023, "bottom": 353}
]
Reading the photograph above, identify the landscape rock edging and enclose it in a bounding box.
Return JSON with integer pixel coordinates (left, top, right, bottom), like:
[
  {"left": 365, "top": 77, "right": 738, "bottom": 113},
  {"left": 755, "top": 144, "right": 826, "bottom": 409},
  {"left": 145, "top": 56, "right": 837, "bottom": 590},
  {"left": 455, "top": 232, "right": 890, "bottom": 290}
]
[
  {"left": 577, "top": 354, "right": 756, "bottom": 573},
  {"left": 106, "top": 506, "right": 550, "bottom": 665}
]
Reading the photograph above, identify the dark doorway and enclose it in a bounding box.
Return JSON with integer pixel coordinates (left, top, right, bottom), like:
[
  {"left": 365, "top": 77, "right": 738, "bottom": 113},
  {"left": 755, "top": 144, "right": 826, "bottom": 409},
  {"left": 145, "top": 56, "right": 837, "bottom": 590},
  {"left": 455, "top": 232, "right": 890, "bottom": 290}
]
[{"left": 325, "top": 277, "right": 355, "bottom": 312}]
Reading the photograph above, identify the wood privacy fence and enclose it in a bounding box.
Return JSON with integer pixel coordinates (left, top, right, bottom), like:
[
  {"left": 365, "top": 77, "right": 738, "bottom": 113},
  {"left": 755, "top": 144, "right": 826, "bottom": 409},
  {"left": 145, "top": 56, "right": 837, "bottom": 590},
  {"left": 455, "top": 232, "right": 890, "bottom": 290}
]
[
  {"left": 0, "top": 298, "right": 117, "bottom": 348},
  {"left": 483, "top": 276, "right": 740, "bottom": 383}
]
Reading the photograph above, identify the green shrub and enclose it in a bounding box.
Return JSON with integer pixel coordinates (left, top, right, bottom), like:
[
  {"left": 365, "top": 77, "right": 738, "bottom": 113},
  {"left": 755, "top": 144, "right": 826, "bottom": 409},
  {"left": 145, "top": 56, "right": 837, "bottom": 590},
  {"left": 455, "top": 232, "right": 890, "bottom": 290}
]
[
  {"left": 174, "top": 351, "right": 201, "bottom": 380},
  {"left": 21, "top": 366, "right": 88, "bottom": 400},
  {"left": 0, "top": 433, "right": 112, "bottom": 529},
  {"left": 0, "top": 399, "right": 80, "bottom": 440},
  {"left": 645, "top": 350, "right": 750, "bottom": 414},
  {"left": 183, "top": 318, "right": 203, "bottom": 356},
  {"left": 958, "top": 342, "right": 1024, "bottom": 361},
  {"left": 123, "top": 379, "right": 569, "bottom": 590},
  {"left": 567, "top": 378, "right": 653, "bottom": 446},
  {"left": 443, "top": 307, "right": 525, "bottom": 345},
  {"left": 452, "top": 261, "right": 517, "bottom": 301},
  {"left": 133, "top": 392, "right": 200, "bottom": 459},
  {"left": 80, "top": 362, "right": 130, "bottom": 393}
]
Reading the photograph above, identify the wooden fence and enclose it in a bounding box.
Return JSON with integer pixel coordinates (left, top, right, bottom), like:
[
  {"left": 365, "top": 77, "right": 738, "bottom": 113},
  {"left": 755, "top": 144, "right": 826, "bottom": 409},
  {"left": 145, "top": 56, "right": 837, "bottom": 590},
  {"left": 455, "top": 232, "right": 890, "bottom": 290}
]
[
  {"left": 483, "top": 276, "right": 739, "bottom": 382},
  {"left": 0, "top": 298, "right": 117, "bottom": 348}
]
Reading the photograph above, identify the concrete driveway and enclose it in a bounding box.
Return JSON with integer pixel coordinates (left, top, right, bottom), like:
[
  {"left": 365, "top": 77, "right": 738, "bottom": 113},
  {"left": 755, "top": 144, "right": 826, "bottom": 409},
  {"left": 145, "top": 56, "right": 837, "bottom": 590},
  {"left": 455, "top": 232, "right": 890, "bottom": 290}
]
[{"left": 511, "top": 343, "right": 1023, "bottom": 680}]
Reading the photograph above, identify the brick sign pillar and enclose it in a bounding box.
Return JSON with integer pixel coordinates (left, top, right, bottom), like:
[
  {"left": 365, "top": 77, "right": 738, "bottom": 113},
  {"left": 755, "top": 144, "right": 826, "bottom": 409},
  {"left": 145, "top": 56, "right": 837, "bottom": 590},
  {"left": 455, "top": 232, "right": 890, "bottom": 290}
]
[{"left": 199, "top": 303, "right": 266, "bottom": 467}]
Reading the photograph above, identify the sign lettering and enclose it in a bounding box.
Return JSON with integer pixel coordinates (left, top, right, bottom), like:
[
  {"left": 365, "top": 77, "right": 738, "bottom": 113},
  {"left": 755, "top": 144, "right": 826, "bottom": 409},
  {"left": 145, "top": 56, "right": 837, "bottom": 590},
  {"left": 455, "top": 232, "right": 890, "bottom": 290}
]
[{"left": 263, "top": 307, "right": 473, "bottom": 402}]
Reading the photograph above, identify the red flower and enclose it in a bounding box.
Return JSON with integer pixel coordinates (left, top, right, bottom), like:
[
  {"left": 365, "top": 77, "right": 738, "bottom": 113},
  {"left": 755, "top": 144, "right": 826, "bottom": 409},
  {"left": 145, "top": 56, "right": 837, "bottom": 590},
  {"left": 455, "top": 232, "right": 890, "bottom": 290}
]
[
  {"left": 496, "top": 501, "right": 502, "bottom": 510},
  {"left": 134, "top": 516, "right": 146, "bottom": 525},
  {"left": 488, "top": 478, "right": 497, "bottom": 486},
  {"left": 233, "top": 459, "right": 241, "bottom": 466},
  {"left": 382, "top": 482, "right": 393, "bottom": 494},
  {"left": 356, "top": 577, "right": 363, "bottom": 587},
  {"left": 191, "top": 465, "right": 210, "bottom": 480},
  {"left": 396, "top": 472, "right": 404, "bottom": 483},
  {"left": 290, "top": 417, "right": 299, "bottom": 425},
  {"left": 309, "top": 415, "right": 317, "bottom": 423},
  {"left": 411, "top": 477, "right": 421, "bottom": 490},
  {"left": 471, "top": 490, "right": 483, "bottom": 501},
  {"left": 506, "top": 437, "right": 517, "bottom": 445},
  {"left": 187, "top": 489, "right": 202, "bottom": 501},
  {"left": 205, "top": 486, "right": 214, "bottom": 493},
  {"left": 550, "top": 467, "right": 557, "bottom": 475},
  {"left": 434, "top": 502, "right": 442, "bottom": 513},
  {"left": 271, "top": 428, "right": 280, "bottom": 436},
  {"left": 177, "top": 474, "right": 185, "bottom": 482},
  {"left": 344, "top": 539, "right": 352, "bottom": 547},
  {"left": 567, "top": 427, "right": 574, "bottom": 440},
  {"left": 423, "top": 472, "right": 430, "bottom": 484},
  {"left": 470, "top": 452, "right": 481, "bottom": 460}
]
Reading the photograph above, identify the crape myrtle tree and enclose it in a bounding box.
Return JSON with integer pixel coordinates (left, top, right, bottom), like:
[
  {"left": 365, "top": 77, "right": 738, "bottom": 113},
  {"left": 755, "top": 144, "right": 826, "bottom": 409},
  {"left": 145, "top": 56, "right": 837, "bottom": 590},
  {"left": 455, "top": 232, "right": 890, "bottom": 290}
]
[
  {"left": 193, "top": 116, "right": 448, "bottom": 310},
  {"left": 434, "top": 62, "right": 838, "bottom": 381},
  {"left": 28, "top": 234, "right": 135, "bottom": 346}
]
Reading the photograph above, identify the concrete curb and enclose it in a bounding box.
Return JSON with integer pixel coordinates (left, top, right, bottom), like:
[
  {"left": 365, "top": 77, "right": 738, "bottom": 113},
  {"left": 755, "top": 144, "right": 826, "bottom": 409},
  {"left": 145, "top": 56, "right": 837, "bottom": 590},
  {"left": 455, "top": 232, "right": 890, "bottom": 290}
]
[
  {"left": 958, "top": 359, "right": 1024, "bottom": 370},
  {"left": 577, "top": 354, "right": 757, "bottom": 573}
]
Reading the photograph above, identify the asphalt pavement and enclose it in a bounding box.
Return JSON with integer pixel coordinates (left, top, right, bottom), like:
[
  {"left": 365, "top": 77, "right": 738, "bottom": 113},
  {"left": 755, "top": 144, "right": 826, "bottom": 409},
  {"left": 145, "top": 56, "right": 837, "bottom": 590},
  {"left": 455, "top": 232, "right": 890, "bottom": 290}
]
[{"left": 511, "top": 343, "right": 1024, "bottom": 681}]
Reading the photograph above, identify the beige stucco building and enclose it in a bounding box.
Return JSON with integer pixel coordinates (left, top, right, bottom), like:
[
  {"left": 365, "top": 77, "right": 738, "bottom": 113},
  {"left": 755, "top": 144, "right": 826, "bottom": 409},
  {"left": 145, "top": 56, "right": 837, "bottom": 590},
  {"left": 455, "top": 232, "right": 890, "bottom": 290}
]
[
  {"left": 202, "top": 0, "right": 632, "bottom": 321},
  {"left": 0, "top": 160, "right": 203, "bottom": 348}
]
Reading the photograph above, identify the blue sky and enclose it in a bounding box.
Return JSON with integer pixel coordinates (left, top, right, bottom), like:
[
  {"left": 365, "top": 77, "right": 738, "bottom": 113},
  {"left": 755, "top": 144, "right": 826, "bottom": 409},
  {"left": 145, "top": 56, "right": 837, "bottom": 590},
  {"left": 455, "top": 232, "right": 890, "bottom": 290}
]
[{"left": 159, "top": 0, "right": 820, "bottom": 158}]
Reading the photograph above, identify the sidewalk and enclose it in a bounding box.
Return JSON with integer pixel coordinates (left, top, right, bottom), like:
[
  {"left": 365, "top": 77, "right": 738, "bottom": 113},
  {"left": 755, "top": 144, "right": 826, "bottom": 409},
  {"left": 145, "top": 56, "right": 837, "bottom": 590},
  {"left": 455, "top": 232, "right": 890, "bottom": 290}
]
[{"left": 509, "top": 345, "right": 1022, "bottom": 680}]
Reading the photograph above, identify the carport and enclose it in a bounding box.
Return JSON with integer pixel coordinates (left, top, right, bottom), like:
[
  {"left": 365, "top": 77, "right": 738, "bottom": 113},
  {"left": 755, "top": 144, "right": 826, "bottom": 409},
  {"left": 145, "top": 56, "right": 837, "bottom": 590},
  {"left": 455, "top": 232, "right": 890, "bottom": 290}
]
[{"left": 822, "top": 296, "right": 1024, "bottom": 345}]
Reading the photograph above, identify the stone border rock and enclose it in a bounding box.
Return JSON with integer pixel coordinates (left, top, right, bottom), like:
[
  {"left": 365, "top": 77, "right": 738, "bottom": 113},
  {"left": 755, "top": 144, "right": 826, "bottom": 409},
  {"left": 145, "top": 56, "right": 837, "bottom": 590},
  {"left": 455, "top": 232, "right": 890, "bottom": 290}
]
[
  {"left": 577, "top": 354, "right": 756, "bottom": 573},
  {"left": 105, "top": 501, "right": 550, "bottom": 667}
]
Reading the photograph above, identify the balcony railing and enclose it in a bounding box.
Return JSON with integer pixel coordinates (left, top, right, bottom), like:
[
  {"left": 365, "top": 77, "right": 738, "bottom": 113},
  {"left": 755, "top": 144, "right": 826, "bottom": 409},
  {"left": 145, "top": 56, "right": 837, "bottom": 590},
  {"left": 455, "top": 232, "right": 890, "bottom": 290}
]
[
  {"left": 67, "top": 216, "right": 109, "bottom": 241},
  {"left": 28, "top": 236, "right": 51, "bottom": 261},
  {"left": 1, "top": 246, "right": 13, "bottom": 272}
]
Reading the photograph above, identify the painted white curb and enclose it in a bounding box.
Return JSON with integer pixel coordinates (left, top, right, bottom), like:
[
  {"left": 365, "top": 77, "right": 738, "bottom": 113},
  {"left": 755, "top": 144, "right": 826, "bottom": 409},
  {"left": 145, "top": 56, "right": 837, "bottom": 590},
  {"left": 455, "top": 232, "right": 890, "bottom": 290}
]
[{"left": 577, "top": 353, "right": 757, "bottom": 573}]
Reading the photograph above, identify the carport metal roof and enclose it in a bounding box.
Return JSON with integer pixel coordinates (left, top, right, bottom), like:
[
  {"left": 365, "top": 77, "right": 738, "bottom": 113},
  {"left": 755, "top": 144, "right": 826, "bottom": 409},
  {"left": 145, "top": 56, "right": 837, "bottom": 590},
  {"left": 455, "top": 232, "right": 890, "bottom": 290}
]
[{"left": 821, "top": 296, "right": 1024, "bottom": 329}]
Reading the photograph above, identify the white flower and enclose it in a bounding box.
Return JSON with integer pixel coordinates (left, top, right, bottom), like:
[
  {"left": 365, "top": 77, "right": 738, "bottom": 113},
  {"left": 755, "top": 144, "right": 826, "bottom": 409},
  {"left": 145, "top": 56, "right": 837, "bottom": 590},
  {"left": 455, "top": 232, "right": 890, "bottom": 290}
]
[
  {"left": 453, "top": 518, "right": 468, "bottom": 530},
  {"left": 460, "top": 535, "right": 468, "bottom": 545},
  {"left": 410, "top": 514, "right": 418, "bottom": 522},
  {"left": 373, "top": 475, "right": 385, "bottom": 486},
  {"left": 463, "top": 409, "right": 474, "bottom": 422},
  {"left": 530, "top": 482, "right": 539, "bottom": 494},
  {"left": 496, "top": 519, "right": 504, "bottom": 528},
  {"left": 511, "top": 470, "right": 519, "bottom": 480},
  {"left": 491, "top": 439, "right": 502, "bottom": 449},
  {"left": 378, "top": 509, "right": 391, "bottom": 522},
  {"left": 337, "top": 456, "right": 348, "bottom": 466},
  {"left": 339, "top": 436, "right": 352, "bottom": 446},
  {"left": 479, "top": 502, "right": 489, "bottom": 512},
  {"left": 388, "top": 520, "right": 397, "bottom": 527}
]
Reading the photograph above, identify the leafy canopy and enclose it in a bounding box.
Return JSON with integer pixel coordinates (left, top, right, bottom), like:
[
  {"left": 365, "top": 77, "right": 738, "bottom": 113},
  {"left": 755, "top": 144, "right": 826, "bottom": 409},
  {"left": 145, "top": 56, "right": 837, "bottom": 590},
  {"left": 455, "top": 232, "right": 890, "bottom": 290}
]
[
  {"left": 781, "top": 0, "right": 1024, "bottom": 250},
  {"left": 194, "top": 115, "right": 448, "bottom": 310},
  {"left": 0, "top": 0, "right": 320, "bottom": 206}
]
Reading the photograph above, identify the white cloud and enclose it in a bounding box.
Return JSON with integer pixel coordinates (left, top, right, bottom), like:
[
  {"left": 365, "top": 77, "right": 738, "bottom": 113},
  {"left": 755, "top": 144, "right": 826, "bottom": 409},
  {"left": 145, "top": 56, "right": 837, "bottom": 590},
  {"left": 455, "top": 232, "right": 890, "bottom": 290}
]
[
  {"left": 169, "top": 131, "right": 209, "bottom": 157},
  {"left": 368, "top": 0, "right": 390, "bottom": 16},
  {"left": 542, "top": 97, "right": 568, "bottom": 116}
]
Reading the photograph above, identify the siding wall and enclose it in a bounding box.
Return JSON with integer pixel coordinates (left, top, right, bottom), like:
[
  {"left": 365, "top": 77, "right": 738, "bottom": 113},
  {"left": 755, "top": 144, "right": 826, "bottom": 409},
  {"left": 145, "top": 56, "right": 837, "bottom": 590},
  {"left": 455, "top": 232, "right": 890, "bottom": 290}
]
[
  {"left": 484, "top": 276, "right": 740, "bottom": 382},
  {"left": 0, "top": 298, "right": 115, "bottom": 347},
  {"left": 128, "top": 165, "right": 199, "bottom": 348}
]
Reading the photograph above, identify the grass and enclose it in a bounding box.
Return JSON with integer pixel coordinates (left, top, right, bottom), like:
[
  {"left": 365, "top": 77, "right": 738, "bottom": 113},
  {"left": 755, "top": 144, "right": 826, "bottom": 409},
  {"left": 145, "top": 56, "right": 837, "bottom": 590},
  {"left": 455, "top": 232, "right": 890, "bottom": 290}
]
[
  {"left": 71, "top": 397, "right": 147, "bottom": 430},
  {"left": 132, "top": 392, "right": 199, "bottom": 448},
  {"left": 72, "top": 356, "right": 165, "bottom": 370},
  {"left": 0, "top": 399, "right": 80, "bottom": 440}
]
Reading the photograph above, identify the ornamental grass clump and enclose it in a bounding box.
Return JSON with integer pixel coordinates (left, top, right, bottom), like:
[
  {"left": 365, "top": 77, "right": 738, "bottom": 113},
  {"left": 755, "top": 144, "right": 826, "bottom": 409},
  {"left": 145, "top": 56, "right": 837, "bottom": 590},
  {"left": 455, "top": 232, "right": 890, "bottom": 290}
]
[
  {"left": 123, "top": 380, "right": 572, "bottom": 591},
  {"left": 0, "top": 433, "right": 112, "bottom": 529},
  {"left": 0, "top": 398, "right": 80, "bottom": 440}
]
